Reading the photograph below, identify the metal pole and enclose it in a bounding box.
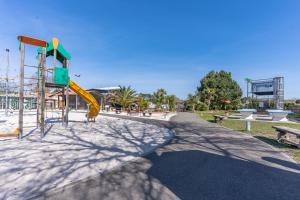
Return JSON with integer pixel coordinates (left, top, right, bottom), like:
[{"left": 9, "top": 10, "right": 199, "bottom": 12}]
[
  {"left": 18, "top": 43, "right": 25, "bottom": 139},
  {"left": 5, "top": 49, "right": 9, "bottom": 116},
  {"left": 246, "top": 81, "right": 249, "bottom": 108},
  {"left": 246, "top": 81, "right": 249, "bottom": 98}
]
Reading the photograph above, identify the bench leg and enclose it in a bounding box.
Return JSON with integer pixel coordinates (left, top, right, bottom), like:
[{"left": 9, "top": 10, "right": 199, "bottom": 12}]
[{"left": 277, "top": 131, "right": 286, "bottom": 141}]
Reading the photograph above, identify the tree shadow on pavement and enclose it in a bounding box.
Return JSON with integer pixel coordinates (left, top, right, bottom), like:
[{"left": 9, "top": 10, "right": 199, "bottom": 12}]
[
  {"left": 262, "top": 156, "right": 300, "bottom": 171},
  {"left": 145, "top": 150, "right": 300, "bottom": 200},
  {"left": 36, "top": 148, "right": 300, "bottom": 200},
  {"left": 33, "top": 113, "right": 300, "bottom": 200}
]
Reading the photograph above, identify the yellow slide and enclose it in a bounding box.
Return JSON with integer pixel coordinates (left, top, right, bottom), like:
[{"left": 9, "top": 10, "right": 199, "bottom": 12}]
[{"left": 69, "top": 80, "right": 100, "bottom": 119}]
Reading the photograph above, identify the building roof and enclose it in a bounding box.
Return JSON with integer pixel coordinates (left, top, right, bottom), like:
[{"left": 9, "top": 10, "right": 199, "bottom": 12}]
[
  {"left": 87, "top": 87, "right": 120, "bottom": 93},
  {"left": 92, "top": 86, "right": 120, "bottom": 91}
]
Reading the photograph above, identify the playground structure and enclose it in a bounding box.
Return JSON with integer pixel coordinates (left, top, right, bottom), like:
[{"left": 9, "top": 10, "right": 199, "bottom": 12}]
[{"left": 17, "top": 36, "right": 100, "bottom": 139}]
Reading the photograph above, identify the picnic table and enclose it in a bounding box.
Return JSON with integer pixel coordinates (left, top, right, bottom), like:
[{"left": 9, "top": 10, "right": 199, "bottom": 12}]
[
  {"left": 214, "top": 115, "right": 226, "bottom": 123},
  {"left": 237, "top": 109, "right": 257, "bottom": 120},
  {"left": 272, "top": 126, "right": 300, "bottom": 148},
  {"left": 267, "top": 110, "right": 292, "bottom": 122}
]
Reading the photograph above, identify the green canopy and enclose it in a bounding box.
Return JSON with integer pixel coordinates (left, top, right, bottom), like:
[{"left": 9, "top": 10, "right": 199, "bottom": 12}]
[{"left": 37, "top": 40, "right": 71, "bottom": 64}]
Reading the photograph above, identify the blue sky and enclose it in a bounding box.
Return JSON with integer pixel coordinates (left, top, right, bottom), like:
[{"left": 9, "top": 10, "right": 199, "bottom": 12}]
[{"left": 0, "top": 0, "right": 299, "bottom": 99}]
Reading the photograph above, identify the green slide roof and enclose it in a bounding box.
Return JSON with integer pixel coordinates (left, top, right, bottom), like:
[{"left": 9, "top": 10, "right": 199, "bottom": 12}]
[{"left": 37, "top": 39, "right": 71, "bottom": 64}]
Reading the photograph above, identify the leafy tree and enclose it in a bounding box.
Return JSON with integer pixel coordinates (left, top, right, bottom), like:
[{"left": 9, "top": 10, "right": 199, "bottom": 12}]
[
  {"left": 152, "top": 88, "right": 167, "bottom": 111},
  {"left": 195, "top": 102, "right": 208, "bottom": 111},
  {"left": 197, "top": 70, "right": 242, "bottom": 110},
  {"left": 284, "top": 101, "right": 296, "bottom": 110},
  {"left": 167, "top": 95, "right": 176, "bottom": 112},
  {"left": 185, "top": 94, "right": 199, "bottom": 112},
  {"left": 242, "top": 97, "right": 260, "bottom": 109},
  {"left": 110, "top": 86, "right": 136, "bottom": 111},
  {"left": 201, "top": 88, "right": 215, "bottom": 108}
]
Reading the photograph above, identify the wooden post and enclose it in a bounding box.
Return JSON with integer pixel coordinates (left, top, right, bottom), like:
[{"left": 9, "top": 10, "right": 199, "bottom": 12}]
[
  {"left": 65, "top": 59, "right": 69, "bottom": 126},
  {"left": 62, "top": 88, "right": 65, "bottom": 124},
  {"left": 18, "top": 43, "right": 25, "bottom": 139},
  {"left": 40, "top": 47, "right": 46, "bottom": 137},
  {"left": 17, "top": 35, "right": 48, "bottom": 139},
  {"left": 65, "top": 88, "right": 69, "bottom": 126},
  {"left": 75, "top": 94, "right": 78, "bottom": 110},
  {"left": 37, "top": 53, "right": 41, "bottom": 128},
  {"left": 53, "top": 49, "right": 57, "bottom": 83}
]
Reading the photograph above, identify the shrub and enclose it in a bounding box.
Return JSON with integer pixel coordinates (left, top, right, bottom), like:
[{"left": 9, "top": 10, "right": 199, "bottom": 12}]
[{"left": 195, "top": 102, "right": 209, "bottom": 111}]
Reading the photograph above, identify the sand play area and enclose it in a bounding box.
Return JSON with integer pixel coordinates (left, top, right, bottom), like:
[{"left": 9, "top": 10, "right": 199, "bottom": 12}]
[{"left": 0, "top": 111, "right": 173, "bottom": 200}]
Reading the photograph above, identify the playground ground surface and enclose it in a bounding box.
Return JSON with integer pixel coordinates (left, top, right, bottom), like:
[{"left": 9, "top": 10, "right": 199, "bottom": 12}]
[
  {"left": 198, "top": 110, "right": 300, "bottom": 162},
  {"left": 0, "top": 111, "right": 173, "bottom": 200}
]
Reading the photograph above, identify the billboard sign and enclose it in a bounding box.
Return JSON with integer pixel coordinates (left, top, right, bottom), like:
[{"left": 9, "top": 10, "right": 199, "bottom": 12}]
[{"left": 252, "top": 81, "right": 274, "bottom": 94}]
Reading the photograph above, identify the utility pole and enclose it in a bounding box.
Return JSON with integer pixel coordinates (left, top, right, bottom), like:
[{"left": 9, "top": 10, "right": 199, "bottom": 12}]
[
  {"left": 5, "top": 49, "right": 9, "bottom": 116},
  {"left": 245, "top": 78, "right": 251, "bottom": 108}
]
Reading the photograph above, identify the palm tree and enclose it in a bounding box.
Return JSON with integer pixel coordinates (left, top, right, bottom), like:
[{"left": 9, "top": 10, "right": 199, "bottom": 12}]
[
  {"left": 152, "top": 88, "right": 167, "bottom": 111},
  {"left": 110, "top": 86, "right": 136, "bottom": 111},
  {"left": 137, "top": 96, "right": 149, "bottom": 111},
  {"left": 167, "top": 95, "right": 176, "bottom": 112}
]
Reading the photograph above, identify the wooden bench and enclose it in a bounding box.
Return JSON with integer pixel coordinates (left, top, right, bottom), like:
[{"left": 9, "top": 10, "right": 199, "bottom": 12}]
[
  {"left": 214, "top": 115, "right": 226, "bottom": 123},
  {"left": 142, "top": 112, "right": 152, "bottom": 117},
  {"left": 272, "top": 126, "right": 300, "bottom": 148}
]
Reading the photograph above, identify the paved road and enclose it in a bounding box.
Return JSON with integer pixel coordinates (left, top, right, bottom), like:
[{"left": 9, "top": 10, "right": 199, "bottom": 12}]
[{"left": 36, "top": 113, "right": 300, "bottom": 200}]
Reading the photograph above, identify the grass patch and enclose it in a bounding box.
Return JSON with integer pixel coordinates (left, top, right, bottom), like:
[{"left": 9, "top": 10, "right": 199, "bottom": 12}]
[{"left": 198, "top": 110, "right": 300, "bottom": 163}]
